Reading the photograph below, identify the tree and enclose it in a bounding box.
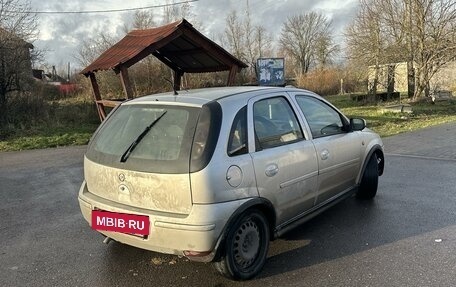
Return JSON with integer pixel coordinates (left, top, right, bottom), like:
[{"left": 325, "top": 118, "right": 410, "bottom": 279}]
[
  {"left": 75, "top": 32, "right": 116, "bottom": 68},
  {"left": 346, "top": 0, "right": 456, "bottom": 98},
  {"left": 224, "top": 11, "right": 245, "bottom": 61},
  {"left": 133, "top": 10, "right": 156, "bottom": 29},
  {"left": 0, "top": 0, "right": 38, "bottom": 124},
  {"left": 409, "top": 0, "right": 456, "bottom": 98},
  {"left": 345, "top": 0, "right": 387, "bottom": 97},
  {"left": 223, "top": 2, "right": 274, "bottom": 82},
  {"left": 163, "top": 0, "right": 195, "bottom": 24},
  {"left": 314, "top": 33, "right": 340, "bottom": 69},
  {"left": 122, "top": 10, "right": 157, "bottom": 33},
  {"left": 280, "top": 12, "right": 337, "bottom": 75}
]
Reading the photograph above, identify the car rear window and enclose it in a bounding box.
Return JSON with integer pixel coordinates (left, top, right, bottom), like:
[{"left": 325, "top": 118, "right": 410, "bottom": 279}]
[{"left": 86, "top": 104, "right": 200, "bottom": 174}]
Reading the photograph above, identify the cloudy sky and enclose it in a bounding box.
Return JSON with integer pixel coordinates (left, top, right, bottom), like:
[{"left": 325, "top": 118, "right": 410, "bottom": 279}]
[{"left": 29, "top": 0, "right": 359, "bottom": 71}]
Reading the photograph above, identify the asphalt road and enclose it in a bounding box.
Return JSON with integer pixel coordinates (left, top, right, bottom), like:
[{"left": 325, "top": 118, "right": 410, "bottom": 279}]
[{"left": 1, "top": 123, "right": 456, "bottom": 287}]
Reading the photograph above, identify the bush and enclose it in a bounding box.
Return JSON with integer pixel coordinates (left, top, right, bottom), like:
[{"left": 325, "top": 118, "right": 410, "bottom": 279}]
[
  {"left": 0, "top": 81, "right": 99, "bottom": 143},
  {"left": 5, "top": 91, "right": 50, "bottom": 125},
  {"left": 296, "top": 69, "right": 343, "bottom": 96},
  {"left": 35, "top": 82, "right": 61, "bottom": 101}
]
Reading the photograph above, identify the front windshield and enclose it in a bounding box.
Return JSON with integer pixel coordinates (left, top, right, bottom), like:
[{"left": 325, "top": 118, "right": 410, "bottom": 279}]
[{"left": 86, "top": 104, "right": 200, "bottom": 174}]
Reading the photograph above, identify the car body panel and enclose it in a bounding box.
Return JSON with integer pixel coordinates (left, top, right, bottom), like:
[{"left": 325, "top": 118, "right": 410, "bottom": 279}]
[
  {"left": 311, "top": 133, "right": 362, "bottom": 204},
  {"left": 79, "top": 180, "right": 253, "bottom": 255},
  {"left": 250, "top": 142, "right": 319, "bottom": 225},
  {"left": 246, "top": 92, "right": 319, "bottom": 225},
  {"left": 190, "top": 152, "right": 259, "bottom": 203},
  {"left": 84, "top": 157, "right": 193, "bottom": 214}
]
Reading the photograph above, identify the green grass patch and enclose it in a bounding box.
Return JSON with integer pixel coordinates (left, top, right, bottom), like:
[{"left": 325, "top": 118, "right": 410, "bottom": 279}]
[
  {"left": 326, "top": 94, "right": 456, "bottom": 137},
  {"left": 0, "top": 124, "right": 99, "bottom": 151}
]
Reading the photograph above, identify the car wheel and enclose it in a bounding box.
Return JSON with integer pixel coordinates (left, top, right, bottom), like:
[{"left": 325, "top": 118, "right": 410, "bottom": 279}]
[
  {"left": 356, "top": 154, "right": 379, "bottom": 199},
  {"left": 214, "top": 210, "right": 270, "bottom": 280}
]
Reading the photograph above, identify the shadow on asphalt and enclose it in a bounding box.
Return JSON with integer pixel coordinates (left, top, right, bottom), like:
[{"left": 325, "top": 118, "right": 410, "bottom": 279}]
[
  {"left": 257, "top": 155, "right": 456, "bottom": 280},
  {"left": 259, "top": 198, "right": 383, "bottom": 279}
]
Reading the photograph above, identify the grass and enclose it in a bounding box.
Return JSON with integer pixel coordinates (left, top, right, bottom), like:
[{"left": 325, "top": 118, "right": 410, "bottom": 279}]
[
  {"left": 0, "top": 95, "right": 100, "bottom": 152},
  {"left": 0, "top": 125, "right": 98, "bottom": 151},
  {"left": 326, "top": 94, "right": 456, "bottom": 137},
  {"left": 0, "top": 93, "right": 455, "bottom": 152}
]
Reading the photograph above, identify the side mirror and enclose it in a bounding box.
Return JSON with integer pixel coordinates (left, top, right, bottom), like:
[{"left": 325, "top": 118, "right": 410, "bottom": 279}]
[{"left": 350, "top": 118, "right": 366, "bottom": 131}]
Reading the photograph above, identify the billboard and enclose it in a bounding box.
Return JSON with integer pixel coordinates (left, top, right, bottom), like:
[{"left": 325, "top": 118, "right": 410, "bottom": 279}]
[{"left": 257, "top": 58, "right": 285, "bottom": 86}]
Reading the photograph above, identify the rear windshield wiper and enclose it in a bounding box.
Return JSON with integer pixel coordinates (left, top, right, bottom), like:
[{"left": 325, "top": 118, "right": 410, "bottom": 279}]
[{"left": 120, "top": 111, "right": 167, "bottom": 163}]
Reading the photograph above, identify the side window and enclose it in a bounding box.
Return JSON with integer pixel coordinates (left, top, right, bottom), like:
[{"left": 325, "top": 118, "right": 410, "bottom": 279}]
[
  {"left": 253, "top": 96, "right": 303, "bottom": 150},
  {"left": 295, "top": 96, "right": 345, "bottom": 138},
  {"left": 227, "top": 106, "right": 248, "bottom": 156}
]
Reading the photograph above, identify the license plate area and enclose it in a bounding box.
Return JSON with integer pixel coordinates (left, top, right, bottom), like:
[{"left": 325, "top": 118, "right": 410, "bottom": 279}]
[{"left": 92, "top": 210, "right": 150, "bottom": 236}]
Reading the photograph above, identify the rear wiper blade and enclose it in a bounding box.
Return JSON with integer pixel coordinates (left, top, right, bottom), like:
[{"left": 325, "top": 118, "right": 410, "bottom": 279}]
[{"left": 120, "top": 111, "right": 167, "bottom": 163}]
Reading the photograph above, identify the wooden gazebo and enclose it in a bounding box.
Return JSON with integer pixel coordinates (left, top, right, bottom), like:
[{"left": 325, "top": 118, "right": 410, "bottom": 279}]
[{"left": 81, "top": 19, "right": 247, "bottom": 121}]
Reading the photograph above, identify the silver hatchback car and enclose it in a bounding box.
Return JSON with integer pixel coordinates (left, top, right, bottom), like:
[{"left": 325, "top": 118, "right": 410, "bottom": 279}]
[{"left": 78, "top": 86, "right": 384, "bottom": 280}]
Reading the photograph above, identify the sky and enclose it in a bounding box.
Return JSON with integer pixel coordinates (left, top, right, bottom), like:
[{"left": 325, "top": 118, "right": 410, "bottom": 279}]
[{"left": 29, "top": 0, "right": 359, "bottom": 71}]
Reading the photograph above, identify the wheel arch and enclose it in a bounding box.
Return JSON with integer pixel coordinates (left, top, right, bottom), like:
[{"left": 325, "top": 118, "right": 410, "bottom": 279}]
[
  {"left": 212, "top": 197, "right": 276, "bottom": 262},
  {"left": 357, "top": 145, "right": 384, "bottom": 185}
]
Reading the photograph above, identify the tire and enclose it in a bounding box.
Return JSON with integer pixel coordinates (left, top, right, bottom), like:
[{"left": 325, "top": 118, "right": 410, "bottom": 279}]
[
  {"left": 356, "top": 154, "right": 379, "bottom": 199},
  {"left": 214, "top": 210, "right": 270, "bottom": 280}
]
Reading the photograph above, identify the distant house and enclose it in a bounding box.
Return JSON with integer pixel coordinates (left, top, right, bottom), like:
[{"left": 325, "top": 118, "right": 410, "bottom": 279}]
[
  {"left": 367, "top": 62, "right": 415, "bottom": 95},
  {"left": 33, "top": 66, "right": 79, "bottom": 95},
  {"left": 368, "top": 61, "right": 456, "bottom": 97},
  {"left": 431, "top": 61, "right": 456, "bottom": 94},
  {"left": 0, "top": 27, "right": 34, "bottom": 90}
]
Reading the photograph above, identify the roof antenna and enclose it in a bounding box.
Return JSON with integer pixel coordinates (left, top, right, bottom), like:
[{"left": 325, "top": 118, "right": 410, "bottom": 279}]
[{"left": 163, "top": 77, "right": 178, "bottom": 96}]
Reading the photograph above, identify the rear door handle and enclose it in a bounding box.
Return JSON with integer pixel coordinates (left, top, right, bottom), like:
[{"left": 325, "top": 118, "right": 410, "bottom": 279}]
[{"left": 265, "top": 164, "right": 279, "bottom": 177}]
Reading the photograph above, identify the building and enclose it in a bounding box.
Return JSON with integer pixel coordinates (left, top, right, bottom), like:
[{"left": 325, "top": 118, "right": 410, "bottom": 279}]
[
  {"left": 368, "top": 61, "right": 456, "bottom": 97},
  {"left": 0, "top": 28, "right": 34, "bottom": 90},
  {"left": 367, "top": 62, "right": 414, "bottom": 95},
  {"left": 431, "top": 61, "right": 456, "bottom": 94}
]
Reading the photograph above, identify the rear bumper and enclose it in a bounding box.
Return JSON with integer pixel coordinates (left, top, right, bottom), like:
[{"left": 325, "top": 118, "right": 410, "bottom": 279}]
[{"left": 78, "top": 180, "right": 250, "bottom": 262}]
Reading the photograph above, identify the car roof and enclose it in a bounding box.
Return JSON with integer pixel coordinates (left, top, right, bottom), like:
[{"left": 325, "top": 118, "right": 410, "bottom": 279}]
[{"left": 125, "top": 86, "right": 317, "bottom": 106}]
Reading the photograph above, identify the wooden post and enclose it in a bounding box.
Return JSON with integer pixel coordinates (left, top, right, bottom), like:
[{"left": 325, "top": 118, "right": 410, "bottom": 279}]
[
  {"left": 89, "top": 72, "right": 106, "bottom": 121},
  {"left": 173, "top": 70, "right": 183, "bottom": 92},
  {"left": 227, "top": 65, "right": 238, "bottom": 86},
  {"left": 119, "top": 65, "right": 134, "bottom": 99},
  {"left": 340, "top": 78, "right": 344, "bottom": 95}
]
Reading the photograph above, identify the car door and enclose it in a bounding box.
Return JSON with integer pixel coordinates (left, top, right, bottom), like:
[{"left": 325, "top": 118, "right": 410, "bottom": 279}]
[
  {"left": 248, "top": 93, "right": 319, "bottom": 226},
  {"left": 292, "top": 94, "right": 363, "bottom": 204}
]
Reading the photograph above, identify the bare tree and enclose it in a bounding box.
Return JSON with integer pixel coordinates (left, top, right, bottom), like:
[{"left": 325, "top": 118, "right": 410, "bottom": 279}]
[
  {"left": 255, "top": 26, "right": 273, "bottom": 59},
  {"left": 0, "top": 0, "right": 38, "bottom": 124},
  {"left": 74, "top": 32, "right": 124, "bottom": 99},
  {"left": 410, "top": 0, "right": 456, "bottom": 98},
  {"left": 314, "top": 33, "right": 340, "bottom": 69},
  {"left": 346, "top": 0, "right": 456, "bottom": 98},
  {"left": 223, "top": 2, "right": 274, "bottom": 83},
  {"left": 345, "top": 0, "right": 386, "bottom": 97},
  {"left": 224, "top": 11, "right": 245, "bottom": 61},
  {"left": 280, "top": 12, "right": 337, "bottom": 75},
  {"left": 163, "top": 0, "right": 194, "bottom": 24},
  {"left": 133, "top": 10, "right": 157, "bottom": 30},
  {"left": 75, "top": 32, "right": 116, "bottom": 68},
  {"left": 244, "top": 3, "right": 256, "bottom": 78}
]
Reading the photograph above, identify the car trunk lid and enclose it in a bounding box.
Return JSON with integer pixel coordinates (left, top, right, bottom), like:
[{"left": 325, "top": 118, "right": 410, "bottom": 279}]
[
  {"left": 84, "top": 157, "right": 192, "bottom": 214},
  {"left": 84, "top": 103, "right": 202, "bottom": 214}
]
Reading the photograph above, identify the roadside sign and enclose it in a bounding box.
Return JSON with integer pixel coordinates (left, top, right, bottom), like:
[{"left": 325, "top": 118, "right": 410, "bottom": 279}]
[{"left": 257, "top": 58, "right": 285, "bottom": 86}]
